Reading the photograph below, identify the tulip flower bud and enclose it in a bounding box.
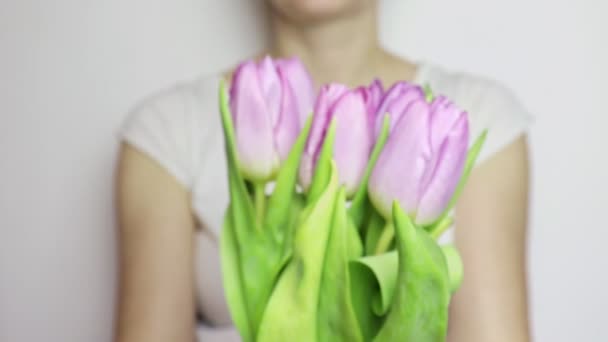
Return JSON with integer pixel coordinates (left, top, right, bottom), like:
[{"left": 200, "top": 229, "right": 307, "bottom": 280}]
[
  {"left": 373, "top": 81, "right": 426, "bottom": 138},
  {"left": 275, "top": 57, "right": 316, "bottom": 126},
  {"left": 299, "top": 83, "right": 374, "bottom": 197},
  {"left": 229, "top": 56, "right": 314, "bottom": 181},
  {"left": 368, "top": 94, "right": 469, "bottom": 225},
  {"left": 358, "top": 79, "right": 384, "bottom": 123}
]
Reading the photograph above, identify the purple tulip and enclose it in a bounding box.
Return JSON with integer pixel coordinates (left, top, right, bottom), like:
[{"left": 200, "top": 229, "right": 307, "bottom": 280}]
[
  {"left": 230, "top": 56, "right": 314, "bottom": 181},
  {"left": 358, "top": 79, "right": 384, "bottom": 123},
  {"left": 368, "top": 94, "right": 469, "bottom": 225},
  {"left": 299, "top": 83, "right": 374, "bottom": 197},
  {"left": 373, "top": 81, "right": 426, "bottom": 138},
  {"left": 275, "top": 58, "right": 316, "bottom": 126}
]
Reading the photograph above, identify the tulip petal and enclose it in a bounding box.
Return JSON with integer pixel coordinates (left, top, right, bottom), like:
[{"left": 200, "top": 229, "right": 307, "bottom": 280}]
[
  {"left": 349, "top": 114, "right": 390, "bottom": 229},
  {"left": 416, "top": 114, "right": 469, "bottom": 225},
  {"left": 368, "top": 79, "right": 384, "bottom": 106},
  {"left": 369, "top": 99, "right": 431, "bottom": 219},
  {"left": 417, "top": 98, "right": 468, "bottom": 212},
  {"left": 362, "top": 79, "right": 384, "bottom": 123},
  {"left": 428, "top": 96, "right": 466, "bottom": 152},
  {"left": 230, "top": 61, "right": 280, "bottom": 180},
  {"left": 257, "top": 57, "right": 282, "bottom": 129},
  {"left": 332, "top": 92, "right": 373, "bottom": 196},
  {"left": 299, "top": 84, "right": 349, "bottom": 191},
  {"left": 276, "top": 57, "right": 316, "bottom": 126},
  {"left": 273, "top": 72, "right": 301, "bottom": 161},
  {"left": 373, "top": 82, "right": 407, "bottom": 135},
  {"left": 374, "top": 82, "right": 425, "bottom": 137}
]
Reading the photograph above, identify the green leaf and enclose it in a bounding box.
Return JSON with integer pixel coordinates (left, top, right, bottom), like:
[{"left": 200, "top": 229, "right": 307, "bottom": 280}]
[
  {"left": 307, "top": 119, "right": 337, "bottom": 203},
  {"left": 352, "top": 245, "right": 463, "bottom": 322},
  {"left": 218, "top": 79, "right": 258, "bottom": 342},
  {"left": 349, "top": 114, "right": 390, "bottom": 229},
  {"left": 373, "top": 202, "right": 451, "bottom": 342},
  {"left": 256, "top": 162, "right": 341, "bottom": 341},
  {"left": 351, "top": 246, "right": 464, "bottom": 340},
  {"left": 256, "top": 162, "right": 364, "bottom": 342},
  {"left": 317, "top": 187, "right": 364, "bottom": 342},
  {"left": 218, "top": 81, "right": 256, "bottom": 239},
  {"left": 441, "top": 244, "right": 464, "bottom": 293},
  {"left": 346, "top": 218, "right": 363, "bottom": 259},
  {"left": 218, "top": 81, "right": 291, "bottom": 340},
  {"left": 277, "top": 193, "right": 306, "bottom": 271},
  {"left": 220, "top": 212, "right": 253, "bottom": 341},
  {"left": 423, "top": 83, "right": 434, "bottom": 102},
  {"left": 349, "top": 259, "right": 383, "bottom": 341},
  {"left": 351, "top": 251, "right": 399, "bottom": 320},
  {"left": 265, "top": 116, "right": 313, "bottom": 235},
  {"left": 220, "top": 155, "right": 265, "bottom": 342},
  {"left": 428, "top": 130, "right": 488, "bottom": 235},
  {"left": 449, "top": 130, "right": 488, "bottom": 211}
]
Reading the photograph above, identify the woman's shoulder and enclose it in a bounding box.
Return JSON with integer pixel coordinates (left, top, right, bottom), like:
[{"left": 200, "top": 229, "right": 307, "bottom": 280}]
[
  {"left": 119, "top": 73, "right": 223, "bottom": 187},
  {"left": 127, "top": 73, "right": 222, "bottom": 118},
  {"left": 419, "top": 62, "right": 533, "bottom": 162},
  {"left": 419, "top": 62, "right": 526, "bottom": 114}
]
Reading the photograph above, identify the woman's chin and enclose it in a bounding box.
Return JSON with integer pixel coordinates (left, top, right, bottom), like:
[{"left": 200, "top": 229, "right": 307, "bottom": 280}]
[{"left": 268, "top": 0, "right": 369, "bottom": 22}]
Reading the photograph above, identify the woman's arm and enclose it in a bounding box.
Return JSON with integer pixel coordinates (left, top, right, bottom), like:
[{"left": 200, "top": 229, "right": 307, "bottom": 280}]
[
  {"left": 114, "top": 143, "right": 196, "bottom": 342},
  {"left": 448, "top": 136, "right": 531, "bottom": 342}
]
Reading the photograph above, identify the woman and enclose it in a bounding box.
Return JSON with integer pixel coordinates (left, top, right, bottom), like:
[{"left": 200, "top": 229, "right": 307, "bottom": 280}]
[{"left": 115, "top": 1, "right": 531, "bottom": 341}]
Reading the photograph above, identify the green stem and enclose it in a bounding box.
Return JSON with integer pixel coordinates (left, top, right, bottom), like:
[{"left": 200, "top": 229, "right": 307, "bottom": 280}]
[
  {"left": 374, "top": 223, "right": 394, "bottom": 255},
  {"left": 429, "top": 216, "right": 453, "bottom": 240},
  {"left": 423, "top": 83, "right": 434, "bottom": 102},
  {"left": 254, "top": 182, "right": 266, "bottom": 225}
]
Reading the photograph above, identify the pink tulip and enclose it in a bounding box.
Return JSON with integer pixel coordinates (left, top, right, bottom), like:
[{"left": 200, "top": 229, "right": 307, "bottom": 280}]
[
  {"left": 299, "top": 83, "right": 374, "bottom": 197},
  {"left": 275, "top": 58, "right": 316, "bottom": 126},
  {"left": 230, "top": 56, "right": 314, "bottom": 181},
  {"left": 368, "top": 93, "right": 469, "bottom": 225},
  {"left": 358, "top": 79, "right": 384, "bottom": 124},
  {"left": 373, "top": 81, "right": 426, "bottom": 138}
]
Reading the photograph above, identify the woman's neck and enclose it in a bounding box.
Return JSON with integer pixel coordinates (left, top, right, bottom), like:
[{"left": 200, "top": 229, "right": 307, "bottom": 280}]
[{"left": 266, "top": 5, "right": 393, "bottom": 88}]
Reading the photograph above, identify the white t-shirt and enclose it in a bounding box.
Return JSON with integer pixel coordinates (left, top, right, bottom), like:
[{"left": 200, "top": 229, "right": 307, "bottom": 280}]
[{"left": 119, "top": 62, "right": 532, "bottom": 339}]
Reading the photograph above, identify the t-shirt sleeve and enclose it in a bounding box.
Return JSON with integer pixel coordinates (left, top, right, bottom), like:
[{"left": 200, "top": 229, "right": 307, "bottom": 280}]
[
  {"left": 424, "top": 66, "right": 533, "bottom": 165},
  {"left": 472, "top": 80, "right": 533, "bottom": 164},
  {"left": 436, "top": 75, "right": 533, "bottom": 244},
  {"left": 119, "top": 85, "right": 203, "bottom": 188},
  {"left": 196, "top": 324, "right": 241, "bottom": 341}
]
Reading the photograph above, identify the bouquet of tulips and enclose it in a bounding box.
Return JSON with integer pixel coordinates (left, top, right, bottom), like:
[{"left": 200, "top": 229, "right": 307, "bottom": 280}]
[{"left": 218, "top": 57, "right": 486, "bottom": 342}]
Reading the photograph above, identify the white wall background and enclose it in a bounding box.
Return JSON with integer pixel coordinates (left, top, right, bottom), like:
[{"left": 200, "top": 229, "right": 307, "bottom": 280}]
[{"left": 1, "top": 0, "right": 606, "bottom": 341}]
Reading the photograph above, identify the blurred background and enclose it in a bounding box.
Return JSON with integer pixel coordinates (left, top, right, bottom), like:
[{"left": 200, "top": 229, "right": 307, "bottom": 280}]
[{"left": 1, "top": 0, "right": 607, "bottom": 341}]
